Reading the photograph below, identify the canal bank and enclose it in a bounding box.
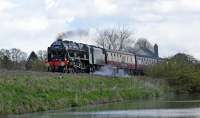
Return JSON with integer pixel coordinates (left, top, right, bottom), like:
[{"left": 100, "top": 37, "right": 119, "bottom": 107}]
[{"left": 0, "top": 70, "right": 168, "bottom": 114}]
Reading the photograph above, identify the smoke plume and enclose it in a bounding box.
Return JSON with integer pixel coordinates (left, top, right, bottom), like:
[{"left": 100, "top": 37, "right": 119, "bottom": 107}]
[
  {"left": 58, "top": 29, "right": 89, "bottom": 39},
  {"left": 94, "top": 65, "right": 129, "bottom": 77}
]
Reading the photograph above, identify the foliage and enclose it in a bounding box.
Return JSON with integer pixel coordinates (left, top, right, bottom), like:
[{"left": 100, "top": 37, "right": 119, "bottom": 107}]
[
  {"left": 0, "top": 49, "right": 47, "bottom": 71},
  {"left": 0, "top": 48, "right": 27, "bottom": 70},
  {"left": 31, "top": 60, "right": 47, "bottom": 72},
  {"left": 145, "top": 53, "right": 200, "bottom": 94},
  {"left": 0, "top": 71, "right": 166, "bottom": 114},
  {"left": 37, "top": 50, "right": 47, "bottom": 61}
]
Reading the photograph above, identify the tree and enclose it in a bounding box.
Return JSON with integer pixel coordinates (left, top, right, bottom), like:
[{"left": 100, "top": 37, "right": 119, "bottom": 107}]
[
  {"left": 0, "top": 49, "right": 12, "bottom": 69},
  {"left": 37, "top": 50, "right": 47, "bottom": 61},
  {"left": 95, "top": 26, "right": 134, "bottom": 51},
  {"left": 9, "top": 48, "right": 27, "bottom": 70},
  {"left": 118, "top": 26, "right": 133, "bottom": 50},
  {"left": 10, "top": 48, "right": 27, "bottom": 62},
  {"left": 0, "top": 48, "right": 27, "bottom": 70},
  {"left": 26, "top": 51, "right": 38, "bottom": 70},
  {"left": 26, "top": 51, "right": 46, "bottom": 71},
  {"left": 134, "top": 38, "right": 153, "bottom": 51},
  {"left": 134, "top": 38, "right": 154, "bottom": 51}
]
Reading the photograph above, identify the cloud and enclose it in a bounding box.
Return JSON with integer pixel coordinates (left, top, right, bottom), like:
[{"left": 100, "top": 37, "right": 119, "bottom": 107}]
[
  {"left": 152, "top": 0, "right": 200, "bottom": 13},
  {"left": 45, "top": 0, "right": 57, "bottom": 9},
  {"left": 94, "top": 0, "right": 118, "bottom": 15},
  {"left": 2, "top": 16, "right": 49, "bottom": 31},
  {"left": 0, "top": 0, "right": 200, "bottom": 59},
  {"left": 132, "top": 13, "right": 164, "bottom": 22},
  {"left": 0, "top": 0, "right": 16, "bottom": 12},
  {"left": 135, "top": 19, "right": 200, "bottom": 58}
]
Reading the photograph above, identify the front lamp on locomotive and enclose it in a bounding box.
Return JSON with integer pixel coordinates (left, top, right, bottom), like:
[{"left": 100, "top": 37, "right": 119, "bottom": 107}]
[{"left": 45, "top": 39, "right": 69, "bottom": 72}]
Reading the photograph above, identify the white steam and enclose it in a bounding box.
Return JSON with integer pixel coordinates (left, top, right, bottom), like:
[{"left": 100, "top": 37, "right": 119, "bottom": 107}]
[{"left": 94, "top": 65, "right": 129, "bottom": 77}]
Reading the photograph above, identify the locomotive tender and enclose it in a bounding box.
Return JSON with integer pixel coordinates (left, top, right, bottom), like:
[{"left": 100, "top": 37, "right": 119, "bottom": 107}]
[{"left": 46, "top": 38, "right": 161, "bottom": 74}]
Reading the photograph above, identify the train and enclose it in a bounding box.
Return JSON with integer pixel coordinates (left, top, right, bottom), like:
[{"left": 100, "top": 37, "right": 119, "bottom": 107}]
[{"left": 45, "top": 38, "right": 162, "bottom": 75}]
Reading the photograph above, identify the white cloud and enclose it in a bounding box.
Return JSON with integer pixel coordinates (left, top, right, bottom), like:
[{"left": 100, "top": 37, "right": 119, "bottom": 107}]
[
  {"left": 152, "top": 0, "right": 200, "bottom": 13},
  {"left": 94, "top": 0, "right": 118, "bottom": 15},
  {"left": 3, "top": 17, "right": 49, "bottom": 31},
  {"left": 135, "top": 19, "right": 200, "bottom": 58},
  {"left": 45, "top": 0, "right": 59, "bottom": 10},
  {"left": 180, "top": 0, "right": 200, "bottom": 11},
  {"left": 0, "top": 0, "right": 200, "bottom": 59},
  {"left": 66, "top": 16, "right": 75, "bottom": 23},
  {"left": 0, "top": 0, "right": 16, "bottom": 12},
  {"left": 58, "top": 8, "right": 79, "bottom": 18},
  {"left": 132, "top": 13, "right": 164, "bottom": 22}
]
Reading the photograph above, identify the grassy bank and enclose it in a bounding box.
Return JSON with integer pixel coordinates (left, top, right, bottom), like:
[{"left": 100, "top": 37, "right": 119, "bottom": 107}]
[{"left": 0, "top": 70, "right": 167, "bottom": 114}]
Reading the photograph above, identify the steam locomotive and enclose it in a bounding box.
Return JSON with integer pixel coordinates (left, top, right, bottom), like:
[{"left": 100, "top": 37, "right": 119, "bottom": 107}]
[{"left": 46, "top": 38, "right": 161, "bottom": 74}]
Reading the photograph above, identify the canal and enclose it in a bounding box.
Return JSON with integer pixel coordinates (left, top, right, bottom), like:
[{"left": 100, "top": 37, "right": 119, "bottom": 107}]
[{"left": 11, "top": 96, "right": 200, "bottom": 118}]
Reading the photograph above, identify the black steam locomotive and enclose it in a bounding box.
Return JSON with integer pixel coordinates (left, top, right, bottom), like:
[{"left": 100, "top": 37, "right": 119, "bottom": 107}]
[{"left": 46, "top": 38, "right": 161, "bottom": 74}]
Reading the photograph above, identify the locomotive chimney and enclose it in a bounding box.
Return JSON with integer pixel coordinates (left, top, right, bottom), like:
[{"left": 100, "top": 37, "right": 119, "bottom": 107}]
[
  {"left": 57, "top": 38, "right": 63, "bottom": 41},
  {"left": 154, "top": 44, "right": 159, "bottom": 57}
]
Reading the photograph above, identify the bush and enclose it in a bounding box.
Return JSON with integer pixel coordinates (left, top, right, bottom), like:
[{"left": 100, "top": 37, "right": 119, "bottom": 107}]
[
  {"left": 31, "top": 60, "right": 47, "bottom": 72},
  {"left": 145, "top": 53, "right": 200, "bottom": 94}
]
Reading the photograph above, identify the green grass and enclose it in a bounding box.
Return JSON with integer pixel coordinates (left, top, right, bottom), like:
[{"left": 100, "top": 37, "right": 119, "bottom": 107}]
[{"left": 0, "top": 70, "right": 167, "bottom": 114}]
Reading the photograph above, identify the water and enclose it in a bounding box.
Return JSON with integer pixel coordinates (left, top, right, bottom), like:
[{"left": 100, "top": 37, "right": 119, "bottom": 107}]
[{"left": 10, "top": 97, "right": 200, "bottom": 118}]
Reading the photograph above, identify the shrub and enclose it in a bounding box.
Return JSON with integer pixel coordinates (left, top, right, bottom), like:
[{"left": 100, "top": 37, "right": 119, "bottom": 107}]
[
  {"left": 31, "top": 60, "right": 47, "bottom": 72},
  {"left": 145, "top": 53, "right": 200, "bottom": 94}
]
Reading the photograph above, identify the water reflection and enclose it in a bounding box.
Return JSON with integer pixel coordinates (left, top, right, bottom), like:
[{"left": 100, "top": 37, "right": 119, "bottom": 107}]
[{"left": 11, "top": 99, "right": 200, "bottom": 118}]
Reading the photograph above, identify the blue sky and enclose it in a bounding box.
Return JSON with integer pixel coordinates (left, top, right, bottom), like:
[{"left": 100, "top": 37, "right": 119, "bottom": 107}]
[{"left": 0, "top": 0, "right": 200, "bottom": 58}]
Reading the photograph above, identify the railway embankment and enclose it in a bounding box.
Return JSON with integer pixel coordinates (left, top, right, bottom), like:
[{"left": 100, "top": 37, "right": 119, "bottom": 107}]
[{"left": 0, "top": 70, "right": 168, "bottom": 114}]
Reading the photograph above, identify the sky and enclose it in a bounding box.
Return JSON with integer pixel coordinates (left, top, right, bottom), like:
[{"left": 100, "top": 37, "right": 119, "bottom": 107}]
[{"left": 0, "top": 0, "right": 200, "bottom": 59}]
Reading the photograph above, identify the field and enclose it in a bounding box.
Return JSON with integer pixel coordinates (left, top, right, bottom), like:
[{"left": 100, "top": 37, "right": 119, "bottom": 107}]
[{"left": 0, "top": 70, "right": 167, "bottom": 114}]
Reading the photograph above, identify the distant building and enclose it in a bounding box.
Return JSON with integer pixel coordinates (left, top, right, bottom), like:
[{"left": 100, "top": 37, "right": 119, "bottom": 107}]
[
  {"left": 25, "top": 51, "right": 38, "bottom": 70},
  {"left": 127, "top": 44, "right": 159, "bottom": 58}
]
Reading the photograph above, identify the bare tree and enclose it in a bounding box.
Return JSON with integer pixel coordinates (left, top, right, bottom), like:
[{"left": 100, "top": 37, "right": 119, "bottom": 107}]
[
  {"left": 95, "top": 26, "right": 134, "bottom": 51},
  {"left": 10, "top": 48, "right": 21, "bottom": 62},
  {"left": 20, "top": 52, "right": 27, "bottom": 61},
  {"left": 10, "top": 48, "right": 27, "bottom": 62},
  {"left": 0, "top": 49, "right": 11, "bottom": 60},
  {"left": 37, "top": 50, "right": 47, "bottom": 61},
  {"left": 118, "top": 26, "right": 133, "bottom": 50},
  {"left": 0, "top": 49, "right": 12, "bottom": 69},
  {"left": 0, "top": 48, "right": 27, "bottom": 70}
]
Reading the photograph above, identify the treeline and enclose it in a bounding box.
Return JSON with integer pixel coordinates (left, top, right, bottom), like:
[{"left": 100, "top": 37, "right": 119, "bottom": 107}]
[
  {"left": 146, "top": 53, "right": 200, "bottom": 94},
  {"left": 0, "top": 48, "right": 47, "bottom": 71}
]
